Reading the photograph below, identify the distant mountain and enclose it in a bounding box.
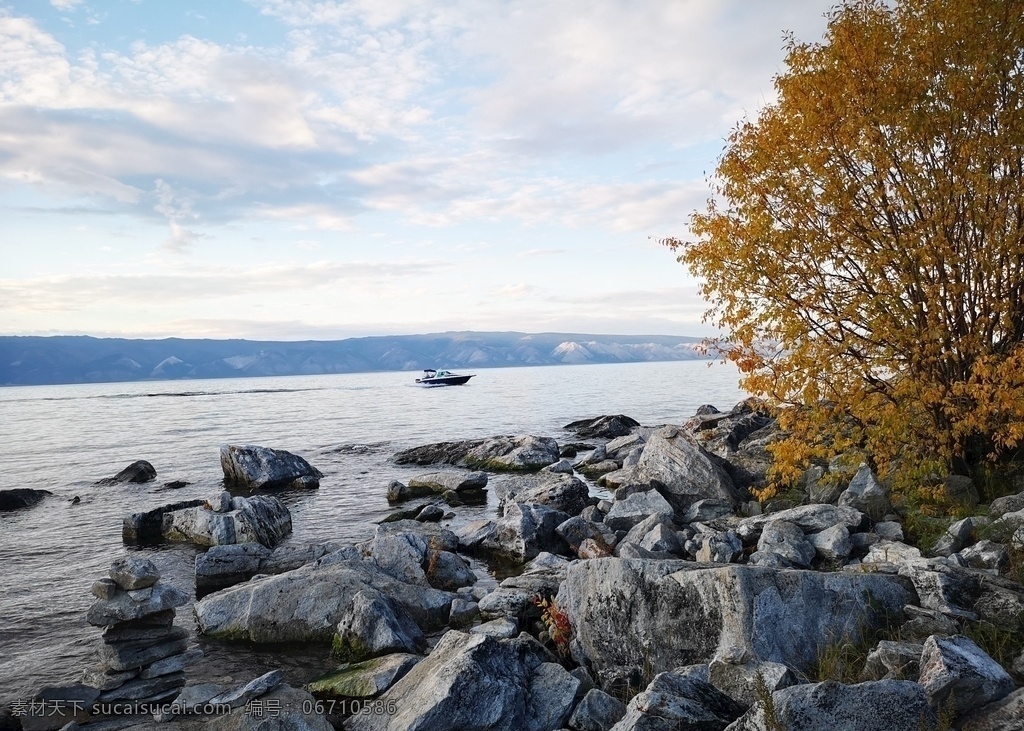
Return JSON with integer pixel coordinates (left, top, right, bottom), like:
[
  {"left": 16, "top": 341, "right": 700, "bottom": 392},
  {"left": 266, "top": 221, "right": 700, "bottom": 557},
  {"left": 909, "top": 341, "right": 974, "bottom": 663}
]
[{"left": 0, "top": 332, "right": 711, "bottom": 386}]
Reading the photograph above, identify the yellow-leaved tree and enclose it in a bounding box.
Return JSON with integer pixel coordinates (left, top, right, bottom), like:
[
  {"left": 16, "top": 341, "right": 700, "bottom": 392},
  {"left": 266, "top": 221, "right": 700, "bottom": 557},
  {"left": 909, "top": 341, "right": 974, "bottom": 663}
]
[{"left": 669, "top": 0, "right": 1024, "bottom": 497}]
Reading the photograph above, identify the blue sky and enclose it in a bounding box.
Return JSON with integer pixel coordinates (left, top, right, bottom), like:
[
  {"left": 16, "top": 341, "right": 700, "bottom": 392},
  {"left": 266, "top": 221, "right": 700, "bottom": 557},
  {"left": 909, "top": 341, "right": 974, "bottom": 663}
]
[{"left": 0, "top": 0, "right": 834, "bottom": 340}]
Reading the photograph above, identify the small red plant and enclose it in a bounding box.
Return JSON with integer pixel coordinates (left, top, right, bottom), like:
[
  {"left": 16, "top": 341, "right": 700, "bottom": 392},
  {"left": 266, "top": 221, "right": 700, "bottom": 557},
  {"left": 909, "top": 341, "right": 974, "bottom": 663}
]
[{"left": 534, "top": 596, "right": 572, "bottom": 657}]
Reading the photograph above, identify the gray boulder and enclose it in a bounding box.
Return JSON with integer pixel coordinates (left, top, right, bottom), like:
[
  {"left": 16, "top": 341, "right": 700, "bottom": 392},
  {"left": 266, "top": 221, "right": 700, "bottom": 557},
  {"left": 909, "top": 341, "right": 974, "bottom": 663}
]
[
  {"left": 695, "top": 530, "right": 743, "bottom": 564},
  {"left": 161, "top": 494, "right": 292, "bottom": 548},
  {"left": 564, "top": 415, "right": 640, "bottom": 439},
  {"left": 557, "top": 560, "right": 914, "bottom": 682},
  {"left": 957, "top": 539, "right": 1009, "bottom": 572},
  {"left": 860, "top": 640, "right": 923, "bottom": 681},
  {"left": 736, "top": 504, "right": 865, "bottom": 542},
  {"left": 918, "top": 634, "right": 1014, "bottom": 717},
  {"left": 483, "top": 501, "right": 571, "bottom": 561},
  {"left": 726, "top": 680, "right": 934, "bottom": 731},
  {"left": 495, "top": 472, "right": 590, "bottom": 515},
  {"left": 345, "top": 631, "right": 579, "bottom": 731},
  {"left": 838, "top": 464, "right": 891, "bottom": 521},
  {"left": 220, "top": 444, "right": 322, "bottom": 489},
  {"left": 807, "top": 524, "right": 852, "bottom": 562},
  {"left": 333, "top": 589, "right": 426, "bottom": 661},
  {"left": 708, "top": 657, "right": 796, "bottom": 707},
  {"left": 96, "top": 460, "right": 157, "bottom": 485},
  {"left": 605, "top": 489, "right": 674, "bottom": 531},
  {"left": 989, "top": 491, "right": 1024, "bottom": 519},
  {"left": 932, "top": 516, "right": 978, "bottom": 557},
  {"left": 408, "top": 470, "right": 488, "bottom": 495},
  {"left": 569, "top": 688, "right": 627, "bottom": 731},
  {"left": 463, "top": 434, "right": 561, "bottom": 471},
  {"left": 194, "top": 558, "right": 454, "bottom": 642},
  {"left": 109, "top": 556, "right": 161, "bottom": 590},
  {"left": 205, "top": 683, "right": 333, "bottom": 731},
  {"left": 751, "top": 520, "right": 815, "bottom": 568},
  {"left": 606, "top": 426, "right": 743, "bottom": 513},
  {"left": 195, "top": 542, "right": 349, "bottom": 592},
  {"left": 956, "top": 686, "right": 1024, "bottom": 731},
  {"left": 609, "top": 669, "right": 745, "bottom": 731}
]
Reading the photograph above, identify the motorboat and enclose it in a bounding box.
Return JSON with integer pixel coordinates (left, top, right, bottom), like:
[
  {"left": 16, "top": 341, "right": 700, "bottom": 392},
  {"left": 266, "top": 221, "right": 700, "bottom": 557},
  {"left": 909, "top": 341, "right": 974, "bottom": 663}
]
[{"left": 415, "top": 368, "right": 475, "bottom": 386}]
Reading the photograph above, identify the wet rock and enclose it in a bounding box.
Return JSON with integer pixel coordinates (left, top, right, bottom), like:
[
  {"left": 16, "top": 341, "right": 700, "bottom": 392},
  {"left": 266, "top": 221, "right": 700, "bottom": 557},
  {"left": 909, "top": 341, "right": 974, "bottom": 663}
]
[
  {"left": 99, "top": 628, "right": 189, "bottom": 671},
  {"left": 208, "top": 669, "right": 285, "bottom": 709},
  {"left": 97, "top": 671, "right": 186, "bottom": 701},
  {"left": 544, "top": 458, "right": 576, "bottom": 474},
  {"left": 407, "top": 470, "right": 488, "bottom": 495},
  {"left": 122, "top": 498, "right": 207, "bottom": 545},
  {"left": 415, "top": 504, "right": 444, "bottom": 522},
  {"left": 727, "top": 680, "right": 934, "bottom": 731},
  {"left": 161, "top": 494, "right": 292, "bottom": 548},
  {"left": 918, "top": 634, "right": 1014, "bottom": 717},
  {"left": 0, "top": 488, "right": 52, "bottom": 511},
  {"left": 306, "top": 653, "right": 420, "bottom": 699},
  {"left": 564, "top": 415, "right": 640, "bottom": 439},
  {"left": 87, "top": 582, "right": 189, "bottom": 627},
  {"left": 139, "top": 647, "right": 204, "bottom": 678},
  {"left": 220, "top": 444, "right": 322, "bottom": 489},
  {"left": 96, "top": 460, "right": 157, "bottom": 485}
]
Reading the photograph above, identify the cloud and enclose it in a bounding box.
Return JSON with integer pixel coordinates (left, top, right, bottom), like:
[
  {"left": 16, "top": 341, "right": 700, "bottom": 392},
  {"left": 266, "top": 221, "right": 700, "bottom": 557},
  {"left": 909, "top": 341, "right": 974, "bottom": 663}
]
[
  {"left": 0, "top": 260, "right": 449, "bottom": 312},
  {"left": 49, "top": 0, "right": 83, "bottom": 11},
  {"left": 493, "top": 283, "right": 537, "bottom": 299}
]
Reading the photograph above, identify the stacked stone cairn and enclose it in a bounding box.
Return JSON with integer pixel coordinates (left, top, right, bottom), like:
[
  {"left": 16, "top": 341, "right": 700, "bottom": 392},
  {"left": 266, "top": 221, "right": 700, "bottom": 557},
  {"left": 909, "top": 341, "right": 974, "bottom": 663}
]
[{"left": 82, "top": 556, "right": 201, "bottom": 704}]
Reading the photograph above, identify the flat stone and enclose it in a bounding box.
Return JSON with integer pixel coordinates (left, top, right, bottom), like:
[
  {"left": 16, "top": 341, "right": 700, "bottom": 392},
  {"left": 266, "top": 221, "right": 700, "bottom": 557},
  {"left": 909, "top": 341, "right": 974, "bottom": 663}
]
[
  {"left": 109, "top": 556, "right": 161, "bottom": 590},
  {"left": 208, "top": 669, "right": 284, "bottom": 709},
  {"left": 101, "top": 610, "right": 176, "bottom": 641},
  {"left": 87, "top": 583, "right": 188, "bottom": 627},
  {"left": 470, "top": 617, "right": 519, "bottom": 639},
  {"left": 140, "top": 648, "right": 204, "bottom": 678},
  {"left": 307, "top": 654, "right": 421, "bottom": 699},
  {"left": 81, "top": 665, "right": 140, "bottom": 691},
  {"left": 100, "top": 631, "right": 189, "bottom": 672},
  {"left": 97, "top": 672, "right": 186, "bottom": 702}
]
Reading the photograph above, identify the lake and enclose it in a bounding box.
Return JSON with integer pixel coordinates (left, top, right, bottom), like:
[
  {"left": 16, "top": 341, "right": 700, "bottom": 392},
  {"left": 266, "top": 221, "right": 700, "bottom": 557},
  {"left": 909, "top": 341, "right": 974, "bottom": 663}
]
[{"left": 0, "top": 360, "right": 745, "bottom": 704}]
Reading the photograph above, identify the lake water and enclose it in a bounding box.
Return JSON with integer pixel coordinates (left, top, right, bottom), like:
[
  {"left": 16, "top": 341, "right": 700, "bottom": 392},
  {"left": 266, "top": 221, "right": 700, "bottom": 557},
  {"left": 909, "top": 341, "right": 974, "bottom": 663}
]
[{"left": 0, "top": 360, "right": 745, "bottom": 705}]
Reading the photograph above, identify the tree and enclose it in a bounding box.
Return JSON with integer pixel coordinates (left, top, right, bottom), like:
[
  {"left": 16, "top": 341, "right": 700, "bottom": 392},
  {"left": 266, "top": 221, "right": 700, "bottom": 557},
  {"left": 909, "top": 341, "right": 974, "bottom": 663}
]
[{"left": 669, "top": 0, "right": 1024, "bottom": 494}]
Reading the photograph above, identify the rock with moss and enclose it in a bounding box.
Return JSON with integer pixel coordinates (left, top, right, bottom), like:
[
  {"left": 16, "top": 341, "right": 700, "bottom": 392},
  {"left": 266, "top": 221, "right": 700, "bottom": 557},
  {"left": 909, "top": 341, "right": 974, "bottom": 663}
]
[
  {"left": 307, "top": 654, "right": 420, "bottom": 699},
  {"left": 333, "top": 590, "right": 426, "bottom": 661}
]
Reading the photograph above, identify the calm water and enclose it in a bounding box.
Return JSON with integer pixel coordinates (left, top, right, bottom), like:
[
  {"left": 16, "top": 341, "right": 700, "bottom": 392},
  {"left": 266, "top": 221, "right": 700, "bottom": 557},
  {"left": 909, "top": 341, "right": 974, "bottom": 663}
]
[{"left": 0, "top": 361, "right": 745, "bottom": 704}]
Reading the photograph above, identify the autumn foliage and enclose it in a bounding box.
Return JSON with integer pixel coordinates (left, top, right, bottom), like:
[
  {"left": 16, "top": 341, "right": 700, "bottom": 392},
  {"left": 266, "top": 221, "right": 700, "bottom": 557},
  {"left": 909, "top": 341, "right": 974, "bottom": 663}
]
[{"left": 669, "top": 0, "right": 1024, "bottom": 494}]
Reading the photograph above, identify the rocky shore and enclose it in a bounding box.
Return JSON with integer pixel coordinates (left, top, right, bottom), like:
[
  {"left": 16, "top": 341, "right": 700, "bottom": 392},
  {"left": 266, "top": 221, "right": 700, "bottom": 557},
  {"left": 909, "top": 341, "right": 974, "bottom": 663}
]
[{"left": 8, "top": 407, "right": 1024, "bottom": 731}]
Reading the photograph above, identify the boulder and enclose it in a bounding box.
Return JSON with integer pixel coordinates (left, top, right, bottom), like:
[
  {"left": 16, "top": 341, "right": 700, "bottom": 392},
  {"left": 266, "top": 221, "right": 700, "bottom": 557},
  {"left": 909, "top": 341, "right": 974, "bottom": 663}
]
[
  {"left": 194, "top": 558, "right": 454, "bottom": 642},
  {"left": 708, "top": 657, "right": 796, "bottom": 707},
  {"left": 989, "top": 491, "right": 1024, "bottom": 519},
  {"left": 220, "top": 444, "right": 322, "bottom": 489},
  {"left": 607, "top": 426, "right": 743, "bottom": 513},
  {"left": 736, "top": 504, "right": 865, "bottom": 542},
  {"left": 407, "top": 471, "right": 488, "bottom": 494},
  {"left": 957, "top": 540, "right": 1009, "bottom": 572},
  {"left": 557, "top": 516, "right": 617, "bottom": 556},
  {"left": 683, "top": 499, "right": 735, "bottom": 523},
  {"left": 306, "top": 653, "right": 420, "bottom": 699},
  {"left": 0, "top": 488, "right": 52, "bottom": 511},
  {"left": 837, "top": 464, "right": 891, "bottom": 521},
  {"left": 455, "top": 519, "right": 497, "bottom": 551},
  {"left": 807, "top": 524, "right": 852, "bottom": 562},
  {"left": 333, "top": 589, "right": 427, "bottom": 661},
  {"left": 557, "top": 560, "right": 914, "bottom": 683},
  {"left": 932, "top": 516, "right": 978, "bottom": 557},
  {"left": 465, "top": 435, "right": 561, "bottom": 471},
  {"left": 482, "top": 501, "right": 571, "bottom": 561},
  {"left": 495, "top": 472, "right": 590, "bottom": 515},
  {"left": 609, "top": 669, "right": 745, "bottom": 731},
  {"left": 727, "top": 680, "right": 934, "bottom": 731},
  {"left": 569, "top": 688, "right": 627, "bottom": 731},
  {"left": 918, "top": 634, "right": 1014, "bottom": 717},
  {"left": 109, "top": 556, "right": 161, "bottom": 590},
  {"left": 471, "top": 618, "right": 519, "bottom": 639},
  {"left": 564, "top": 415, "right": 640, "bottom": 439},
  {"left": 346, "top": 631, "right": 579, "bottom": 731},
  {"left": 750, "top": 520, "right": 815, "bottom": 568},
  {"left": 695, "top": 530, "right": 743, "bottom": 564},
  {"left": 161, "top": 495, "right": 292, "bottom": 548},
  {"left": 860, "top": 640, "right": 923, "bottom": 681},
  {"left": 96, "top": 460, "right": 157, "bottom": 485},
  {"left": 605, "top": 489, "right": 675, "bottom": 531},
  {"left": 957, "top": 687, "right": 1024, "bottom": 731},
  {"left": 122, "top": 499, "right": 206, "bottom": 544}
]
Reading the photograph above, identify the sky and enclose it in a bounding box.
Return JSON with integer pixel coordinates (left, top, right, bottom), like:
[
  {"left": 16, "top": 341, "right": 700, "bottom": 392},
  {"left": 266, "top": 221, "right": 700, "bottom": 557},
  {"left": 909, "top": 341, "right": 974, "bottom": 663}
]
[{"left": 0, "top": 0, "right": 836, "bottom": 341}]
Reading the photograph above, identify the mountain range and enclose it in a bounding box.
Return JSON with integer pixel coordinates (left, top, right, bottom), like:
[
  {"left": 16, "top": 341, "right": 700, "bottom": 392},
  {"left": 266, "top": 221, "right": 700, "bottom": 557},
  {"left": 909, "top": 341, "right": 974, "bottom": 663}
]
[{"left": 0, "top": 332, "right": 711, "bottom": 386}]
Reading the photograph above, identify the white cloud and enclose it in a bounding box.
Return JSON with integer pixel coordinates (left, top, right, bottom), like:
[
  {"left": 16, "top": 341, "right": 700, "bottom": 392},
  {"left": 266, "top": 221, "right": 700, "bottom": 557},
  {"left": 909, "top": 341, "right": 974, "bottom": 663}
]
[{"left": 49, "top": 0, "right": 83, "bottom": 11}]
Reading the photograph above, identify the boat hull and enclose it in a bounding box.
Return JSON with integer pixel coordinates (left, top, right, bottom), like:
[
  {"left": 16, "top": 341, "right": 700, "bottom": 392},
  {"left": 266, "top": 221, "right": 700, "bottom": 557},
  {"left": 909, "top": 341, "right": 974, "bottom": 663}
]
[{"left": 415, "top": 375, "right": 474, "bottom": 386}]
